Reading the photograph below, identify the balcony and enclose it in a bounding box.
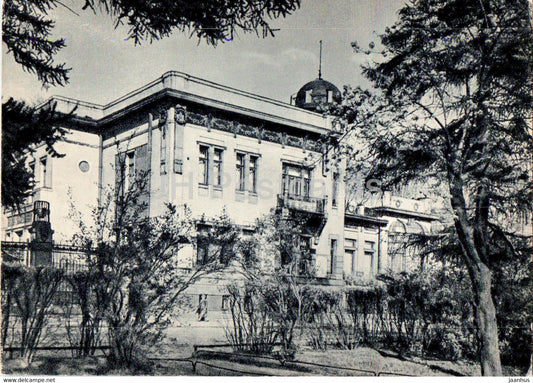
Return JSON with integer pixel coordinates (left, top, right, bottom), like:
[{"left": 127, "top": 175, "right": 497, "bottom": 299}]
[
  {"left": 5, "top": 203, "right": 33, "bottom": 229},
  {"left": 277, "top": 193, "right": 327, "bottom": 216}
]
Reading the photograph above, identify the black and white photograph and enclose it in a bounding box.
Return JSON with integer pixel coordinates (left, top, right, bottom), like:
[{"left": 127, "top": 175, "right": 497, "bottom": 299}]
[{"left": 1, "top": 0, "right": 532, "bottom": 379}]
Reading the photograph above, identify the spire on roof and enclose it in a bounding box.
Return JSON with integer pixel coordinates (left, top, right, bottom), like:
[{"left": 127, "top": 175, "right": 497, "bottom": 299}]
[{"left": 318, "top": 40, "right": 323, "bottom": 79}]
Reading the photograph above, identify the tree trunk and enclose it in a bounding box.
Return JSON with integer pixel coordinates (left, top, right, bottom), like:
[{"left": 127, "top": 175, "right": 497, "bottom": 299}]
[
  {"left": 454, "top": 226, "right": 503, "bottom": 376},
  {"left": 454, "top": 215, "right": 502, "bottom": 375},
  {"left": 448, "top": 167, "right": 503, "bottom": 376},
  {"left": 471, "top": 262, "right": 502, "bottom": 376}
]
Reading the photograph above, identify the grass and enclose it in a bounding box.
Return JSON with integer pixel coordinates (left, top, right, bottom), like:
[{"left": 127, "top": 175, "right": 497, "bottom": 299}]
[{"left": 2, "top": 343, "right": 527, "bottom": 376}]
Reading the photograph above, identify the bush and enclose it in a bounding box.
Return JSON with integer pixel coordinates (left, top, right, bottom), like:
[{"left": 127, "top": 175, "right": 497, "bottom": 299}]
[
  {"left": 225, "top": 283, "right": 278, "bottom": 354},
  {"left": 225, "top": 276, "right": 312, "bottom": 358},
  {"left": 345, "top": 285, "right": 386, "bottom": 347},
  {"left": 1, "top": 263, "right": 63, "bottom": 363},
  {"left": 61, "top": 269, "right": 105, "bottom": 357},
  {"left": 306, "top": 287, "right": 357, "bottom": 350},
  {"left": 379, "top": 267, "right": 476, "bottom": 359},
  {"left": 492, "top": 250, "right": 532, "bottom": 370}
]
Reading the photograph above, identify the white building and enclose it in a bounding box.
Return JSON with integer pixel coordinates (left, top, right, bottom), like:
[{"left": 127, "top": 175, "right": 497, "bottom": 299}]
[{"left": 2, "top": 71, "right": 440, "bottom": 307}]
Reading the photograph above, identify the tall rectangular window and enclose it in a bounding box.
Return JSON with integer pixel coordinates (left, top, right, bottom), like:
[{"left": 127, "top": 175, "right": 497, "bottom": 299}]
[
  {"left": 329, "top": 239, "right": 337, "bottom": 275},
  {"left": 327, "top": 90, "right": 333, "bottom": 103},
  {"left": 160, "top": 126, "right": 167, "bottom": 175},
  {"left": 345, "top": 238, "right": 357, "bottom": 274},
  {"left": 249, "top": 156, "right": 258, "bottom": 193},
  {"left": 236, "top": 153, "right": 245, "bottom": 191},
  {"left": 282, "top": 164, "right": 311, "bottom": 198},
  {"left": 346, "top": 249, "right": 356, "bottom": 274},
  {"left": 302, "top": 168, "right": 310, "bottom": 197},
  {"left": 213, "top": 148, "right": 223, "bottom": 186},
  {"left": 332, "top": 172, "right": 339, "bottom": 207},
  {"left": 40, "top": 156, "right": 51, "bottom": 188},
  {"left": 364, "top": 241, "right": 375, "bottom": 278},
  {"left": 126, "top": 151, "right": 135, "bottom": 191},
  {"left": 305, "top": 89, "right": 312, "bottom": 103},
  {"left": 199, "top": 145, "right": 209, "bottom": 185}
]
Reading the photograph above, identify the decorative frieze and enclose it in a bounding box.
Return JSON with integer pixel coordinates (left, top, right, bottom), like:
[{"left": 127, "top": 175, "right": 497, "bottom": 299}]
[{"left": 186, "top": 110, "right": 322, "bottom": 152}]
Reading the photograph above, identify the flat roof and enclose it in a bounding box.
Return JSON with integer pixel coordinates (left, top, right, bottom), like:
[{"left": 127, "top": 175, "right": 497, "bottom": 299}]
[
  {"left": 40, "top": 71, "right": 333, "bottom": 135},
  {"left": 367, "top": 206, "right": 440, "bottom": 221}
]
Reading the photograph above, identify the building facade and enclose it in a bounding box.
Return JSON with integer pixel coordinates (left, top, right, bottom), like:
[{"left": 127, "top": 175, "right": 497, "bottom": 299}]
[{"left": 2, "top": 71, "right": 440, "bottom": 308}]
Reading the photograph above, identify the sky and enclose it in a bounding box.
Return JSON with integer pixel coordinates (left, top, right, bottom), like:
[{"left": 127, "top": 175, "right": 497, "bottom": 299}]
[{"left": 2, "top": 0, "right": 407, "bottom": 106}]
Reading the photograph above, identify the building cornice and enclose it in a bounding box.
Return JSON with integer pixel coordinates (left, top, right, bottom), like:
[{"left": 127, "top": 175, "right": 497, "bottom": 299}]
[
  {"left": 344, "top": 213, "right": 388, "bottom": 227},
  {"left": 42, "top": 71, "right": 334, "bottom": 136},
  {"left": 368, "top": 206, "right": 440, "bottom": 222}
]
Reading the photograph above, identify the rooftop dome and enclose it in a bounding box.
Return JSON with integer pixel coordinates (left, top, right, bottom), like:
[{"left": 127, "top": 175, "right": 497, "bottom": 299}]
[{"left": 294, "top": 78, "right": 342, "bottom": 112}]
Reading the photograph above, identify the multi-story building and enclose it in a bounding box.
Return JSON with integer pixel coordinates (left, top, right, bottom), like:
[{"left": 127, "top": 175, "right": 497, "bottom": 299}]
[{"left": 2, "top": 70, "right": 440, "bottom": 309}]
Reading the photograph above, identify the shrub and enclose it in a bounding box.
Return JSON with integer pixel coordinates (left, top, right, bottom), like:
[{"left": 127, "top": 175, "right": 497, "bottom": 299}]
[
  {"left": 1, "top": 263, "right": 63, "bottom": 363},
  {"left": 306, "top": 287, "right": 357, "bottom": 350},
  {"left": 61, "top": 269, "right": 105, "bottom": 357},
  {"left": 345, "top": 285, "right": 386, "bottom": 347},
  {"left": 225, "top": 283, "right": 278, "bottom": 355}
]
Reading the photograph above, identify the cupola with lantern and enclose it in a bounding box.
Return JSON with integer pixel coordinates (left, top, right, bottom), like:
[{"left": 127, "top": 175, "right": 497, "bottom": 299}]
[{"left": 293, "top": 41, "right": 342, "bottom": 112}]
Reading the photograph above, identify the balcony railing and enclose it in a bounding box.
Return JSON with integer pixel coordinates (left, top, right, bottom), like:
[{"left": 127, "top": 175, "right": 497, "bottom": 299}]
[
  {"left": 277, "top": 193, "right": 327, "bottom": 215},
  {"left": 5, "top": 203, "right": 33, "bottom": 228}
]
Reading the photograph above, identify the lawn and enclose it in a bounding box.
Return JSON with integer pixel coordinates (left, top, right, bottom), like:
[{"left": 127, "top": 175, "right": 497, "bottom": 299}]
[{"left": 3, "top": 345, "right": 525, "bottom": 376}]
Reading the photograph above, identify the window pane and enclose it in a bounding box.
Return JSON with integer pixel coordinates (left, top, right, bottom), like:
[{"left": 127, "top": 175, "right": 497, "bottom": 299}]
[
  {"left": 332, "top": 172, "right": 339, "bottom": 207},
  {"left": 249, "top": 156, "right": 257, "bottom": 193},
  {"left": 127, "top": 152, "right": 135, "bottom": 177},
  {"left": 214, "top": 149, "right": 223, "bottom": 186},
  {"left": 236, "top": 153, "right": 245, "bottom": 191},
  {"left": 305, "top": 89, "right": 312, "bottom": 103},
  {"left": 303, "top": 179, "right": 310, "bottom": 197},
  {"left": 199, "top": 161, "right": 207, "bottom": 184},
  {"left": 214, "top": 163, "right": 221, "bottom": 185},
  {"left": 199, "top": 146, "right": 208, "bottom": 185},
  {"left": 236, "top": 153, "right": 244, "bottom": 166},
  {"left": 293, "top": 178, "right": 300, "bottom": 195},
  {"left": 282, "top": 164, "right": 311, "bottom": 197},
  {"left": 40, "top": 157, "right": 47, "bottom": 187},
  {"left": 329, "top": 239, "right": 337, "bottom": 275}
]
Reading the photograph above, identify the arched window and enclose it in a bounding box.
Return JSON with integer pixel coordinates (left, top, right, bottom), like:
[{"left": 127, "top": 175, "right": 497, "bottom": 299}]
[{"left": 388, "top": 220, "right": 406, "bottom": 273}]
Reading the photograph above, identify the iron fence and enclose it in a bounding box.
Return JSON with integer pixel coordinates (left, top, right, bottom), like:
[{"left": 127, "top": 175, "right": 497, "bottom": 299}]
[{"left": 1, "top": 241, "right": 88, "bottom": 272}]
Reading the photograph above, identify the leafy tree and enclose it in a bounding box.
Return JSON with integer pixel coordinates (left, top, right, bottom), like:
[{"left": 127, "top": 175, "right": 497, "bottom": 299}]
[
  {"left": 1, "top": 98, "right": 72, "bottom": 210},
  {"left": 343, "top": 0, "right": 532, "bottom": 375},
  {"left": 3, "top": 0, "right": 301, "bottom": 87},
  {"left": 2, "top": 0, "right": 69, "bottom": 86}
]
